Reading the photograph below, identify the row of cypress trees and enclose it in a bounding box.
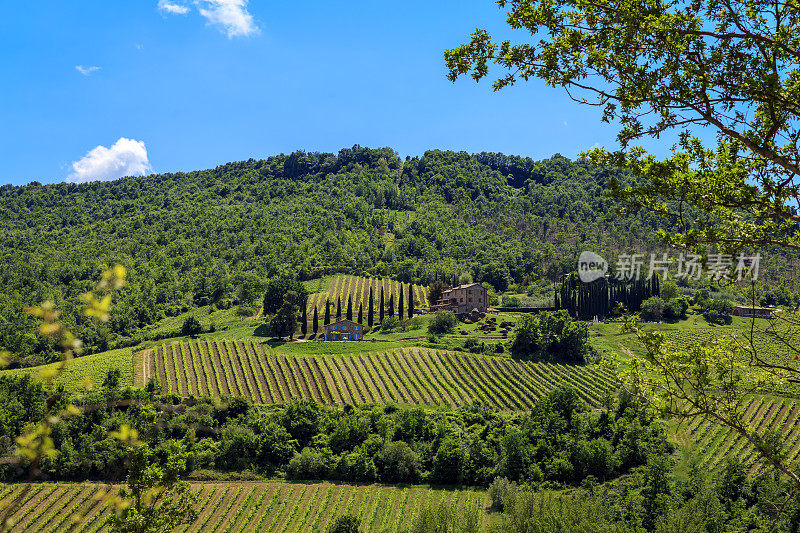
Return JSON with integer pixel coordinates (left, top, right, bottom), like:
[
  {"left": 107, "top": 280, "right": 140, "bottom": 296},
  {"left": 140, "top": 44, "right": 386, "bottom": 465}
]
[
  {"left": 556, "top": 273, "right": 661, "bottom": 319},
  {"left": 302, "top": 283, "right": 417, "bottom": 335}
]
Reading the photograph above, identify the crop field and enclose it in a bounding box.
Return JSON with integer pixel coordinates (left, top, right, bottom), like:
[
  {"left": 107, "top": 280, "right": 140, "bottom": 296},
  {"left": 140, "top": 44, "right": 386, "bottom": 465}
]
[
  {"left": 0, "top": 347, "right": 134, "bottom": 392},
  {"left": 591, "top": 316, "right": 800, "bottom": 395},
  {"left": 135, "top": 340, "right": 616, "bottom": 409},
  {"left": 0, "top": 481, "right": 492, "bottom": 532},
  {"left": 678, "top": 395, "right": 800, "bottom": 472},
  {"left": 306, "top": 275, "right": 428, "bottom": 322}
]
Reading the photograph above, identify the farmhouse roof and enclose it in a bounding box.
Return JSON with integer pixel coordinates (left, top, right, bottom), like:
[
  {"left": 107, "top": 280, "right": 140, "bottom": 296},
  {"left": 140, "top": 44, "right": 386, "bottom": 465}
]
[
  {"left": 445, "top": 283, "right": 484, "bottom": 291},
  {"left": 325, "top": 318, "right": 360, "bottom": 327}
]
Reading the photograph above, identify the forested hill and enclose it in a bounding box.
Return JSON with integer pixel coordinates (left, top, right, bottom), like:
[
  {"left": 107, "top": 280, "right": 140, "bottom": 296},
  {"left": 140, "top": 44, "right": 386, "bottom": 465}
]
[{"left": 0, "top": 146, "right": 665, "bottom": 364}]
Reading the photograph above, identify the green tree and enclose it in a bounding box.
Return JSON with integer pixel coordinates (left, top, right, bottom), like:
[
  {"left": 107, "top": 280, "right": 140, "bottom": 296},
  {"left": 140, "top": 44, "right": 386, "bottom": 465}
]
[
  {"left": 428, "top": 280, "right": 447, "bottom": 307},
  {"left": 428, "top": 311, "right": 457, "bottom": 335},
  {"left": 336, "top": 296, "right": 342, "bottom": 320},
  {"left": 327, "top": 515, "right": 361, "bottom": 533},
  {"left": 388, "top": 294, "right": 394, "bottom": 319},
  {"left": 313, "top": 306, "right": 319, "bottom": 335},
  {"left": 107, "top": 440, "right": 198, "bottom": 533},
  {"left": 407, "top": 284, "right": 414, "bottom": 319},
  {"left": 509, "top": 311, "right": 588, "bottom": 363},
  {"left": 446, "top": 0, "right": 800, "bottom": 490},
  {"left": 263, "top": 277, "right": 308, "bottom": 315},
  {"left": 357, "top": 302, "right": 363, "bottom": 324},
  {"left": 300, "top": 304, "right": 307, "bottom": 336},
  {"left": 398, "top": 284, "right": 404, "bottom": 321},
  {"left": 368, "top": 287, "right": 374, "bottom": 327},
  {"left": 325, "top": 300, "right": 331, "bottom": 326},
  {"left": 103, "top": 368, "right": 122, "bottom": 389},
  {"left": 181, "top": 316, "right": 202, "bottom": 337},
  {"left": 346, "top": 295, "right": 353, "bottom": 321},
  {"left": 379, "top": 288, "right": 385, "bottom": 324},
  {"left": 380, "top": 316, "right": 399, "bottom": 332},
  {"left": 268, "top": 291, "right": 299, "bottom": 339},
  {"left": 640, "top": 297, "right": 665, "bottom": 322}
]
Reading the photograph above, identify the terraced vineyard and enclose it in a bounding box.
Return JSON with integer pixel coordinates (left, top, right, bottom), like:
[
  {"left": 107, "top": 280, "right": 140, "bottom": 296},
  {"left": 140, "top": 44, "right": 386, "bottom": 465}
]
[
  {"left": 135, "top": 340, "right": 616, "bottom": 409},
  {"left": 680, "top": 395, "right": 800, "bottom": 471},
  {"left": 0, "top": 481, "right": 491, "bottom": 532},
  {"left": 306, "top": 275, "right": 428, "bottom": 320}
]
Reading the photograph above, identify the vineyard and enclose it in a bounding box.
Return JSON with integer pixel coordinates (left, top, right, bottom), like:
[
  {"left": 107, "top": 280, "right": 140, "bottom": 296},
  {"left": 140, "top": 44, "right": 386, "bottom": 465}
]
[
  {"left": 0, "top": 481, "right": 492, "bottom": 532},
  {"left": 592, "top": 317, "right": 800, "bottom": 395},
  {"left": 135, "top": 340, "right": 616, "bottom": 409},
  {"left": 305, "top": 275, "right": 428, "bottom": 321},
  {"left": 679, "top": 395, "right": 800, "bottom": 471},
  {"left": 0, "top": 347, "right": 134, "bottom": 392}
]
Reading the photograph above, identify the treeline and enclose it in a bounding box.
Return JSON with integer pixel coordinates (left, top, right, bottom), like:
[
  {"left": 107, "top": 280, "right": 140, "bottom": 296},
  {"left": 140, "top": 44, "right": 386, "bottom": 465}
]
[
  {"left": 0, "top": 377, "right": 669, "bottom": 491},
  {"left": 0, "top": 146, "right": 795, "bottom": 364},
  {"left": 556, "top": 273, "right": 661, "bottom": 319}
]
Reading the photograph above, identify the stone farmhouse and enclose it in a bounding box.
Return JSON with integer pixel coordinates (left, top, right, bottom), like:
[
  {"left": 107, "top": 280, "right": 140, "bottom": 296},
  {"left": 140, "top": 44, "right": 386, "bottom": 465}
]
[
  {"left": 432, "top": 283, "right": 488, "bottom": 315},
  {"left": 323, "top": 318, "right": 364, "bottom": 341}
]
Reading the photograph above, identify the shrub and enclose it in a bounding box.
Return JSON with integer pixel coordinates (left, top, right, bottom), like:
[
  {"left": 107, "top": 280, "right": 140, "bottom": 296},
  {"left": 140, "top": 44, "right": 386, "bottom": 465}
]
[
  {"left": 287, "top": 446, "right": 335, "bottom": 479},
  {"left": 664, "top": 297, "right": 688, "bottom": 320},
  {"left": 235, "top": 305, "right": 255, "bottom": 317},
  {"left": 381, "top": 316, "right": 400, "bottom": 332},
  {"left": 181, "top": 316, "right": 203, "bottom": 336},
  {"left": 640, "top": 297, "right": 665, "bottom": 321},
  {"left": 328, "top": 515, "right": 361, "bottom": 533},
  {"left": 428, "top": 311, "right": 457, "bottom": 334},
  {"left": 378, "top": 441, "right": 420, "bottom": 483},
  {"left": 488, "top": 476, "right": 517, "bottom": 511},
  {"left": 509, "top": 310, "right": 588, "bottom": 363},
  {"left": 503, "top": 295, "right": 522, "bottom": 307}
]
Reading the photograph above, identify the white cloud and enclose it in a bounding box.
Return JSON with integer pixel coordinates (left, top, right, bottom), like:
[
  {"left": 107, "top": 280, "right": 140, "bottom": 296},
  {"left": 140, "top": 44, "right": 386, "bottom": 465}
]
[
  {"left": 67, "top": 138, "right": 152, "bottom": 184},
  {"left": 196, "top": 0, "right": 259, "bottom": 38},
  {"left": 563, "top": 120, "right": 568, "bottom": 127},
  {"left": 158, "top": 0, "right": 190, "bottom": 14},
  {"left": 158, "top": 0, "right": 258, "bottom": 38},
  {"left": 75, "top": 65, "right": 101, "bottom": 76}
]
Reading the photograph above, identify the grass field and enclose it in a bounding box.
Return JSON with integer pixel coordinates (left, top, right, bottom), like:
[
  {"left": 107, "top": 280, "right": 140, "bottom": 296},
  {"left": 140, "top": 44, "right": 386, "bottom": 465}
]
[
  {"left": 305, "top": 275, "right": 429, "bottom": 323},
  {"left": 0, "top": 481, "right": 492, "bottom": 532},
  {"left": 135, "top": 340, "right": 617, "bottom": 409}
]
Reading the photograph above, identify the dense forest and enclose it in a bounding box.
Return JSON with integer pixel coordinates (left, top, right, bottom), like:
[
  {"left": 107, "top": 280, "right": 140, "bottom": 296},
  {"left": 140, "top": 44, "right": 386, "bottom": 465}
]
[{"left": 0, "top": 146, "right": 795, "bottom": 365}]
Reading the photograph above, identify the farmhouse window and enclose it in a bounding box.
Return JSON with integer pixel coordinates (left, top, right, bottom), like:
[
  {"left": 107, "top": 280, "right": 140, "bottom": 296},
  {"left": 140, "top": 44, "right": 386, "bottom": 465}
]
[{"left": 469, "top": 298, "right": 472, "bottom": 303}]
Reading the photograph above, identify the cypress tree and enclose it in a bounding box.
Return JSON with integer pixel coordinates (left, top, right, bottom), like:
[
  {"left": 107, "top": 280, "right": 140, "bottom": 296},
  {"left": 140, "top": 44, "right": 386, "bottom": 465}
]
[
  {"left": 301, "top": 304, "right": 307, "bottom": 335},
  {"left": 380, "top": 287, "right": 385, "bottom": 323},
  {"left": 313, "top": 306, "right": 319, "bottom": 334},
  {"left": 346, "top": 295, "right": 353, "bottom": 321},
  {"left": 388, "top": 294, "right": 395, "bottom": 318},
  {"left": 336, "top": 296, "right": 342, "bottom": 319},
  {"left": 368, "top": 287, "right": 374, "bottom": 327},
  {"left": 398, "top": 284, "right": 404, "bottom": 321},
  {"left": 358, "top": 302, "right": 363, "bottom": 324},
  {"left": 325, "top": 300, "right": 331, "bottom": 325},
  {"left": 554, "top": 290, "right": 560, "bottom": 309},
  {"left": 408, "top": 284, "right": 414, "bottom": 318}
]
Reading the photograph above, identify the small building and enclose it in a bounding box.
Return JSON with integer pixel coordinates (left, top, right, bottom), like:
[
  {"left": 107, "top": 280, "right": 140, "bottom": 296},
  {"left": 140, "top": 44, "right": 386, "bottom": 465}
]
[
  {"left": 733, "top": 306, "right": 777, "bottom": 319},
  {"left": 431, "top": 283, "right": 488, "bottom": 315},
  {"left": 323, "top": 319, "right": 364, "bottom": 341}
]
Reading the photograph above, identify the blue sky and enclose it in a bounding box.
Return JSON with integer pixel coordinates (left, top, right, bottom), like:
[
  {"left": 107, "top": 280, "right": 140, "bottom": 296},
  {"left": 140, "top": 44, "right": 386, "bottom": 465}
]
[{"left": 1, "top": 1, "right": 630, "bottom": 185}]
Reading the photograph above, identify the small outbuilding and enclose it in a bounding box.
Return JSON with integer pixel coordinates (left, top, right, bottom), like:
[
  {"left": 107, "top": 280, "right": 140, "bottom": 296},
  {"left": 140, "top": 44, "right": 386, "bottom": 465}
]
[
  {"left": 733, "top": 306, "right": 777, "bottom": 319},
  {"left": 323, "top": 319, "right": 364, "bottom": 341}
]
